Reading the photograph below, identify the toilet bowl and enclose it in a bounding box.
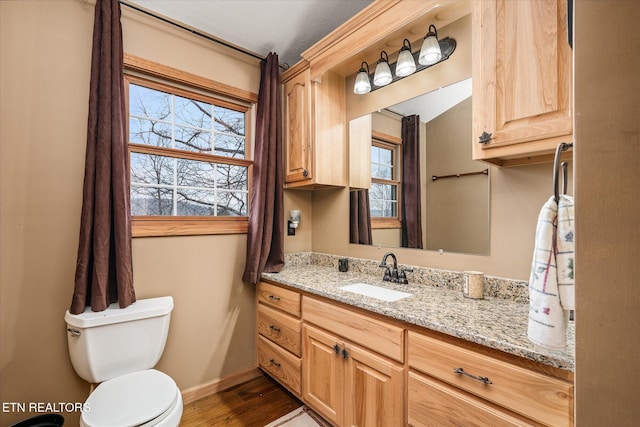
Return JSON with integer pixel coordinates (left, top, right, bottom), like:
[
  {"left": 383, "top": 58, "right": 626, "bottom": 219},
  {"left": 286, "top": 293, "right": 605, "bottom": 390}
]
[
  {"left": 80, "top": 370, "right": 182, "bottom": 427},
  {"left": 65, "top": 297, "right": 182, "bottom": 427}
]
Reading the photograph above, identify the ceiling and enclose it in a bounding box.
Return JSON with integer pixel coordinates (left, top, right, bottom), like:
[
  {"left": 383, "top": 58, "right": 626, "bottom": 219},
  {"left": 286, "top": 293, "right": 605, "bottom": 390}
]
[
  {"left": 126, "top": 0, "right": 374, "bottom": 68},
  {"left": 390, "top": 78, "right": 472, "bottom": 124}
]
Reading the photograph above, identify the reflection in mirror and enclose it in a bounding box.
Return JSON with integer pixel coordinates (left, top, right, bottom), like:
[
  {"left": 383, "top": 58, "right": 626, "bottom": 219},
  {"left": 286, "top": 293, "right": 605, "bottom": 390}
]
[{"left": 349, "top": 78, "right": 490, "bottom": 255}]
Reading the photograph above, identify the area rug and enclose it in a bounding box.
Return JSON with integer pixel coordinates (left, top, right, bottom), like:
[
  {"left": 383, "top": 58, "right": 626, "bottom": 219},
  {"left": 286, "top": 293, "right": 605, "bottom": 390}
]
[{"left": 263, "top": 406, "right": 329, "bottom": 427}]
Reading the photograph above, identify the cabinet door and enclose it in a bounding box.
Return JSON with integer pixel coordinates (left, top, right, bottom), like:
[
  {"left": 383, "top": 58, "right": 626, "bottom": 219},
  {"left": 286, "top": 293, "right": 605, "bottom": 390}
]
[
  {"left": 284, "top": 69, "right": 312, "bottom": 183},
  {"left": 346, "top": 343, "right": 404, "bottom": 427},
  {"left": 302, "top": 325, "right": 344, "bottom": 426},
  {"left": 472, "top": 0, "right": 572, "bottom": 165}
]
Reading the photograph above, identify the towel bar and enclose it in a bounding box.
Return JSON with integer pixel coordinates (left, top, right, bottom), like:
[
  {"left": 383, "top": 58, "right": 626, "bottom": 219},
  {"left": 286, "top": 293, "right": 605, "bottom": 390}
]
[{"left": 553, "top": 142, "right": 573, "bottom": 202}]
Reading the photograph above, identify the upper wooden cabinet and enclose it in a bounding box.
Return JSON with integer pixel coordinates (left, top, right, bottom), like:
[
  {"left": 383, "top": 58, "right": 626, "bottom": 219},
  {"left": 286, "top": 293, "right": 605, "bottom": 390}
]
[
  {"left": 282, "top": 65, "right": 346, "bottom": 189},
  {"left": 472, "top": 0, "right": 573, "bottom": 166}
]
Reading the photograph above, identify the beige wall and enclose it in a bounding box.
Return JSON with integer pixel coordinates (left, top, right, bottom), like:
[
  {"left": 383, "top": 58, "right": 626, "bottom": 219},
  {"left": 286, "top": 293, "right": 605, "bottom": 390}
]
[
  {"left": 0, "top": 1, "right": 261, "bottom": 425},
  {"left": 424, "top": 97, "right": 489, "bottom": 255},
  {"left": 574, "top": 1, "right": 640, "bottom": 425}
]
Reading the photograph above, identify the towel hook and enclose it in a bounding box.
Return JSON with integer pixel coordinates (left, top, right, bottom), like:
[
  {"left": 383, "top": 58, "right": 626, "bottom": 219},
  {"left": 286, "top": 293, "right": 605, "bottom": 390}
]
[{"left": 553, "top": 142, "right": 573, "bottom": 203}]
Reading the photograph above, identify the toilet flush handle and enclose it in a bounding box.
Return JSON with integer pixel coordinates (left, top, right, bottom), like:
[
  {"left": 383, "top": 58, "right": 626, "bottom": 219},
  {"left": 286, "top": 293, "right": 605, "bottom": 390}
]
[{"left": 67, "top": 328, "right": 81, "bottom": 337}]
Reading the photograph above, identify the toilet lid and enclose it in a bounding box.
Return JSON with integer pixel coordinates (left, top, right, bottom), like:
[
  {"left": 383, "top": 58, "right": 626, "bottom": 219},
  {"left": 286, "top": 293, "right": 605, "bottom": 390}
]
[{"left": 82, "top": 369, "right": 178, "bottom": 427}]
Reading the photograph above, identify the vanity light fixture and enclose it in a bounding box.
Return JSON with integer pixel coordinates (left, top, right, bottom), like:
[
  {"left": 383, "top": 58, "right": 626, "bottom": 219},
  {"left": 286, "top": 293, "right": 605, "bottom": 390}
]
[
  {"left": 353, "top": 61, "right": 372, "bottom": 94},
  {"left": 418, "top": 24, "right": 442, "bottom": 65},
  {"left": 352, "top": 24, "right": 455, "bottom": 95},
  {"left": 373, "top": 51, "right": 393, "bottom": 87},
  {"left": 395, "top": 39, "right": 416, "bottom": 77}
]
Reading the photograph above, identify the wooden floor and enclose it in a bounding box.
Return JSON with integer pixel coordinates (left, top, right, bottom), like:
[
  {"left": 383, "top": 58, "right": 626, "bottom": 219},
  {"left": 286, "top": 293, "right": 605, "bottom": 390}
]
[{"left": 180, "top": 374, "right": 302, "bottom": 426}]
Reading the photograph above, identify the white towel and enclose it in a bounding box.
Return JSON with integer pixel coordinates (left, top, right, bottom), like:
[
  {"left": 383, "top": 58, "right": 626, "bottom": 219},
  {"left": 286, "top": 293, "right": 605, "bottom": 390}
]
[
  {"left": 527, "top": 195, "right": 575, "bottom": 349},
  {"left": 556, "top": 195, "right": 575, "bottom": 310}
]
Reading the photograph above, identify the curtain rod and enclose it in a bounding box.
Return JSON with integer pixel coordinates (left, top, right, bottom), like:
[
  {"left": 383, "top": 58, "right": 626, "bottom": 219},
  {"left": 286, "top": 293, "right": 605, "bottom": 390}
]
[{"left": 118, "top": 1, "right": 270, "bottom": 64}]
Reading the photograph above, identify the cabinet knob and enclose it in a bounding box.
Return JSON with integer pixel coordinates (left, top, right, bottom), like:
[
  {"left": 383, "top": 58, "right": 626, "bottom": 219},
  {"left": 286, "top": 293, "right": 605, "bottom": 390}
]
[
  {"left": 478, "top": 131, "right": 493, "bottom": 144},
  {"left": 341, "top": 348, "right": 349, "bottom": 359},
  {"left": 303, "top": 169, "right": 309, "bottom": 177},
  {"left": 333, "top": 344, "right": 340, "bottom": 354}
]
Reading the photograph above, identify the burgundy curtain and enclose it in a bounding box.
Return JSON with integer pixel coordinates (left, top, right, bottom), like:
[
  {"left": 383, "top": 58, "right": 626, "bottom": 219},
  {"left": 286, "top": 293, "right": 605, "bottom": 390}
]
[
  {"left": 349, "top": 190, "right": 372, "bottom": 245},
  {"left": 70, "top": 0, "right": 135, "bottom": 314},
  {"left": 242, "top": 53, "right": 284, "bottom": 284},
  {"left": 401, "top": 115, "right": 424, "bottom": 249}
]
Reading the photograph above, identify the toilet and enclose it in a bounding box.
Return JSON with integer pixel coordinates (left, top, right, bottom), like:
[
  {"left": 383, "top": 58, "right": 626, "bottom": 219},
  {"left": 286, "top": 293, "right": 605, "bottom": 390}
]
[{"left": 65, "top": 297, "right": 183, "bottom": 427}]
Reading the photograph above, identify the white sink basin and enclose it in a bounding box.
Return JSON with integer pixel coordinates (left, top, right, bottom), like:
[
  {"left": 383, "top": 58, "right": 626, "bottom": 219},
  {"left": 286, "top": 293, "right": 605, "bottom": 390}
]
[{"left": 338, "top": 283, "right": 412, "bottom": 302}]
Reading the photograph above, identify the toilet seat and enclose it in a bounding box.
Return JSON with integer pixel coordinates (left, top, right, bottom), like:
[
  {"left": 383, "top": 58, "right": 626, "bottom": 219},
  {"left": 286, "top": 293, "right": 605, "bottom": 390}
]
[{"left": 81, "top": 369, "right": 180, "bottom": 427}]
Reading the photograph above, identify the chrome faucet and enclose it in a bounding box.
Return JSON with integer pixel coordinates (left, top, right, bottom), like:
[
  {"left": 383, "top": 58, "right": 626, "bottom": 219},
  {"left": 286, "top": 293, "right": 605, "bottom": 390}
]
[{"left": 379, "top": 252, "right": 413, "bottom": 284}]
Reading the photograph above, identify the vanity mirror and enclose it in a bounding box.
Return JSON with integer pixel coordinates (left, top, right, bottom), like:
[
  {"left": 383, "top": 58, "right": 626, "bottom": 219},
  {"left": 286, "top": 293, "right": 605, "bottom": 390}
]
[{"left": 349, "top": 78, "right": 490, "bottom": 256}]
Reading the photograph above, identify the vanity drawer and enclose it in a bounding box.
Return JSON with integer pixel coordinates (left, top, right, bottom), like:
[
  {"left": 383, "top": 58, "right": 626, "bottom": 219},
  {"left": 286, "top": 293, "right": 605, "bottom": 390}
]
[
  {"left": 408, "top": 331, "right": 573, "bottom": 427},
  {"left": 257, "top": 335, "right": 301, "bottom": 394},
  {"left": 408, "top": 371, "right": 535, "bottom": 427},
  {"left": 257, "top": 281, "right": 301, "bottom": 317},
  {"left": 302, "top": 296, "right": 404, "bottom": 362},
  {"left": 257, "top": 303, "right": 301, "bottom": 356}
]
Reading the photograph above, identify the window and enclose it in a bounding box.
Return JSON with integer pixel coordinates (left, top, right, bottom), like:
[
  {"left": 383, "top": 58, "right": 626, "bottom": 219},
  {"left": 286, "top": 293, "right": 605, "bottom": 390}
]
[
  {"left": 370, "top": 134, "right": 401, "bottom": 229},
  {"left": 124, "top": 58, "right": 254, "bottom": 237}
]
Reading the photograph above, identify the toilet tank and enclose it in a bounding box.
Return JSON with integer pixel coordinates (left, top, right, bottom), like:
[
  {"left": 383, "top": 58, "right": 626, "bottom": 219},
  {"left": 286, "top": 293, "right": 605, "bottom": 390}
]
[{"left": 65, "top": 297, "right": 174, "bottom": 384}]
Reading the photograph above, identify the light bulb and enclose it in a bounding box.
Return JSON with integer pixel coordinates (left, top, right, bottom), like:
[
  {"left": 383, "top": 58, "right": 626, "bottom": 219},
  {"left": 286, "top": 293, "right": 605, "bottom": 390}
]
[
  {"left": 373, "top": 51, "right": 392, "bottom": 87},
  {"left": 418, "top": 25, "right": 442, "bottom": 66},
  {"left": 353, "top": 62, "right": 371, "bottom": 94},
  {"left": 395, "top": 39, "right": 416, "bottom": 77}
]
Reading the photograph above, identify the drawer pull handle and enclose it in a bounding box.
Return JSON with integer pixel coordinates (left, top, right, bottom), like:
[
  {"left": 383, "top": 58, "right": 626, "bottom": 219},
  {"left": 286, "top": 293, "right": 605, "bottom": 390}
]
[
  {"left": 268, "top": 295, "right": 281, "bottom": 301},
  {"left": 269, "top": 324, "right": 281, "bottom": 333},
  {"left": 454, "top": 367, "right": 492, "bottom": 385},
  {"left": 269, "top": 358, "right": 281, "bottom": 368}
]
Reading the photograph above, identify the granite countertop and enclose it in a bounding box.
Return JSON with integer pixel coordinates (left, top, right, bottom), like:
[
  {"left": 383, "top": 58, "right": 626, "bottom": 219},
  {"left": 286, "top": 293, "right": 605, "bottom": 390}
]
[{"left": 262, "top": 263, "right": 575, "bottom": 371}]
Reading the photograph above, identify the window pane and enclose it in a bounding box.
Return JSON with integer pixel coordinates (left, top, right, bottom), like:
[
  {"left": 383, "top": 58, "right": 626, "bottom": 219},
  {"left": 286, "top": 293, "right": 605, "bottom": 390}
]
[
  {"left": 214, "top": 107, "right": 245, "bottom": 136},
  {"left": 371, "top": 146, "right": 394, "bottom": 179},
  {"left": 370, "top": 183, "right": 397, "bottom": 218},
  {"left": 130, "top": 118, "right": 172, "bottom": 148},
  {"left": 175, "top": 125, "right": 212, "bottom": 153},
  {"left": 176, "top": 158, "right": 216, "bottom": 188},
  {"left": 379, "top": 147, "right": 392, "bottom": 165},
  {"left": 176, "top": 188, "right": 216, "bottom": 216},
  {"left": 218, "top": 191, "right": 248, "bottom": 216},
  {"left": 215, "top": 134, "right": 246, "bottom": 158},
  {"left": 131, "top": 186, "right": 173, "bottom": 216},
  {"left": 372, "top": 164, "right": 393, "bottom": 180},
  {"left": 129, "top": 84, "right": 171, "bottom": 120},
  {"left": 216, "top": 164, "right": 248, "bottom": 190},
  {"left": 130, "top": 152, "right": 174, "bottom": 186},
  {"left": 370, "top": 199, "right": 383, "bottom": 217},
  {"left": 174, "top": 95, "right": 212, "bottom": 128}
]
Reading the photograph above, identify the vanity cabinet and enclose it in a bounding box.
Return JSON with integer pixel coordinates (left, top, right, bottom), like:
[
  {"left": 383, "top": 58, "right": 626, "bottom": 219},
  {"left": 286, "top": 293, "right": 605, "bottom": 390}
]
[
  {"left": 472, "top": 0, "right": 573, "bottom": 166},
  {"left": 257, "top": 281, "right": 573, "bottom": 427},
  {"left": 282, "top": 64, "right": 346, "bottom": 189},
  {"left": 408, "top": 331, "right": 573, "bottom": 427},
  {"left": 302, "top": 298, "right": 404, "bottom": 427},
  {"left": 256, "top": 281, "right": 302, "bottom": 394}
]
